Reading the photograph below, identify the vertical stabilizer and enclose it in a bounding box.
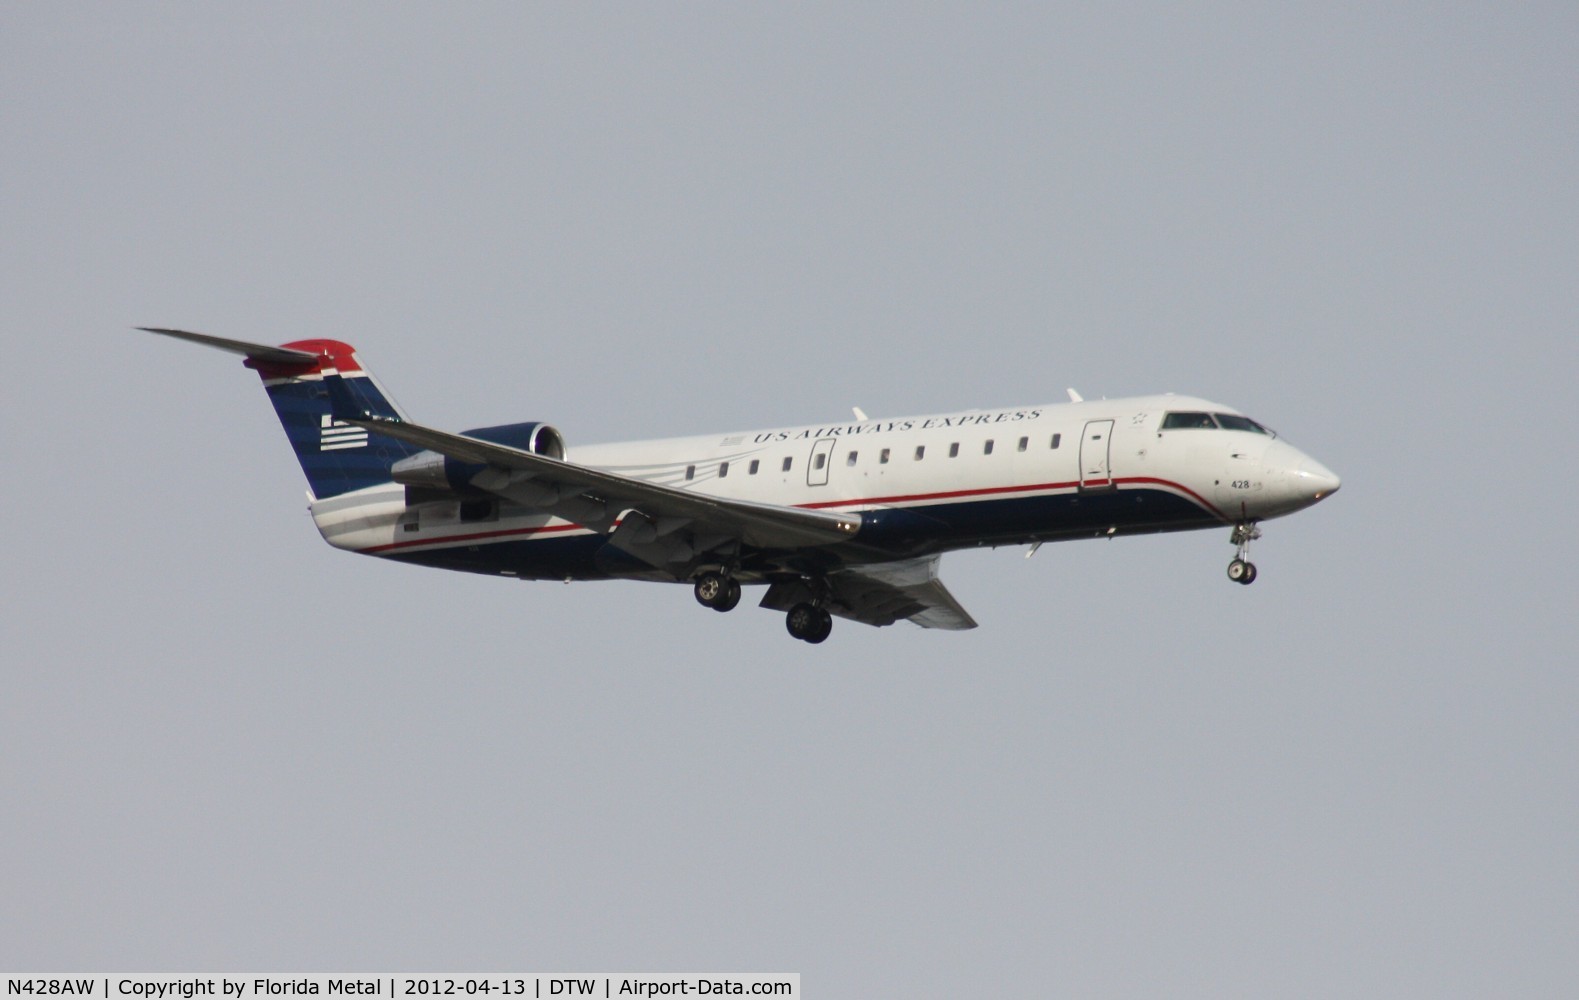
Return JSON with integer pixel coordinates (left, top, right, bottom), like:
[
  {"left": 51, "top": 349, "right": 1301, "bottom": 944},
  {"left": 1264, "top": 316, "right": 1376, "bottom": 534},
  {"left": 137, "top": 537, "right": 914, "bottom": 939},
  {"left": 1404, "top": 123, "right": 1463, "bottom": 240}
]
[{"left": 143, "top": 328, "right": 422, "bottom": 499}]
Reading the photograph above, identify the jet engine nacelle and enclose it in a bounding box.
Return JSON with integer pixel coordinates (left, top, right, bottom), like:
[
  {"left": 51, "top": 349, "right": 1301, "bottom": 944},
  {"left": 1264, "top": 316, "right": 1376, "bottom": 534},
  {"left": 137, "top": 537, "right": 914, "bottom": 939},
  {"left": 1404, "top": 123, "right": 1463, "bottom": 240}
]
[{"left": 391, "top": 421, "right": 567, "bottom": 495}]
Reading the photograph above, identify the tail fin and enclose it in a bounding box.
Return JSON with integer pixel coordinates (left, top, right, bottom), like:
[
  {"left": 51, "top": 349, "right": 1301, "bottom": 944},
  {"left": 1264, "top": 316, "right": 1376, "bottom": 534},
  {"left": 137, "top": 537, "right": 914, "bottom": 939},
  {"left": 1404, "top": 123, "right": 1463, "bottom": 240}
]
[{"left": 143, "top": 328, "right": 423, "bottom": 499}]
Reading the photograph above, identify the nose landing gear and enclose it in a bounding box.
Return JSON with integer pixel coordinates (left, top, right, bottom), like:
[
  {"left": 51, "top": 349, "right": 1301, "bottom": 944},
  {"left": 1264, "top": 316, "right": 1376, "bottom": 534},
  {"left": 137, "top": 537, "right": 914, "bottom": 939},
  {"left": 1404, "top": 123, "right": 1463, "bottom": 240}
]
[{"left": 1227, "top": 521, "right": 1261, "bottom": 585}]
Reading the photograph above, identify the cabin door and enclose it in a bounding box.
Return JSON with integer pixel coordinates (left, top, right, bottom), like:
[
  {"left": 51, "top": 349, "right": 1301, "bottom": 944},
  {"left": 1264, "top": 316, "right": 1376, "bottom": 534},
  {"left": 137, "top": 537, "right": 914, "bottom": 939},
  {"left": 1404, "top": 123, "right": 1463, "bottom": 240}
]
[
  {"left": 1079, "top": 420, "right": 1115, "bottom": 489},
  {"left": 806, "top": 438, "right": 836, "bottom": 487}
]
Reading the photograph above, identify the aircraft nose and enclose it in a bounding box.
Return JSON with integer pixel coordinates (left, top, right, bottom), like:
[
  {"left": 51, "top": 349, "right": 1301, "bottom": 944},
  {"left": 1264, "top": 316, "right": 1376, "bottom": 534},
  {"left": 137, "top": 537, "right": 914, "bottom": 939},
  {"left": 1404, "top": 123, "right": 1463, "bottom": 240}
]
[
  {"left": 1293, "top": 456, "right": 1341, "bottom": 503},
  {"left": 1258, "top": 440, "right": 1340, "bottom": 514}
]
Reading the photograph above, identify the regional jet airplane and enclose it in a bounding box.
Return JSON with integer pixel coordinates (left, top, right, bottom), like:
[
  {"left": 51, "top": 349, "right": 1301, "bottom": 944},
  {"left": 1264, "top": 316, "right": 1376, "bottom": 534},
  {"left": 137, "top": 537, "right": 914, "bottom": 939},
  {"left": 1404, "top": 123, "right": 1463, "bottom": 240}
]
[{"left": 145, "top": 328, "right": 1339, "bottom": 643}]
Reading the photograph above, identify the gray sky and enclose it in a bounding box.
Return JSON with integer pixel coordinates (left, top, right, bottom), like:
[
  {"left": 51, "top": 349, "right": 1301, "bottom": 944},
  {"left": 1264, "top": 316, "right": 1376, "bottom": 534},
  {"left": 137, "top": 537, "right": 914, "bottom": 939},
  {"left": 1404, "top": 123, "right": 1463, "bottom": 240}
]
[{"left": 3, "top": 3, "right": 1575, "bottom": 995}]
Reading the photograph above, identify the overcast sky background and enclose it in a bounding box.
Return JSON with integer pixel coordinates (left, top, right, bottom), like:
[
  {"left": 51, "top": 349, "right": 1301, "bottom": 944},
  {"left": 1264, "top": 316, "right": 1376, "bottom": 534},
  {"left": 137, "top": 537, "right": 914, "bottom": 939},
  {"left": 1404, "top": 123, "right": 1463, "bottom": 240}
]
[{"left": 3, "top": 4, "right": 1575, "bottom": 996}]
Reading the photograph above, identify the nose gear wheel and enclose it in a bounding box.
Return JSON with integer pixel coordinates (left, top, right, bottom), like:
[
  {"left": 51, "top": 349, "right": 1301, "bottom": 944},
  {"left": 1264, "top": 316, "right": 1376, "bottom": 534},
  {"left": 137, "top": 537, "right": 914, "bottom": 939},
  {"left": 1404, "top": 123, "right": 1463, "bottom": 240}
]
[
  {"left": 1227, "top": 558, "right": 1257, "bottom": 584},
  {"left": 1228, "top": 521, "right": 1261, "bottom": 585}
]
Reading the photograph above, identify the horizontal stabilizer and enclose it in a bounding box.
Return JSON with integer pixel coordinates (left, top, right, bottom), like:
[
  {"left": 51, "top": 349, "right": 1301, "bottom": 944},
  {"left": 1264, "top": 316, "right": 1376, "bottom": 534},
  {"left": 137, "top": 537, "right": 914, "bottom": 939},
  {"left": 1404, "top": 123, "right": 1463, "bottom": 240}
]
[{"left": 139, "top": 327, "right": 319, "bottom": 366}]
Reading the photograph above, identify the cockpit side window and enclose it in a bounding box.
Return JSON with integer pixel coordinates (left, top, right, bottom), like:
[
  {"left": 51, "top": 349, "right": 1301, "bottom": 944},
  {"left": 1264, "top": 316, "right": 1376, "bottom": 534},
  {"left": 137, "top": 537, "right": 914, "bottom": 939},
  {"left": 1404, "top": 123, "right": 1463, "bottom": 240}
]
[
  {"left": 1160, "top": 411, "right": 1217, "bottom": 430},
  {"left": 1213, "top": 413, "right": 1271, "bottom": 435}
]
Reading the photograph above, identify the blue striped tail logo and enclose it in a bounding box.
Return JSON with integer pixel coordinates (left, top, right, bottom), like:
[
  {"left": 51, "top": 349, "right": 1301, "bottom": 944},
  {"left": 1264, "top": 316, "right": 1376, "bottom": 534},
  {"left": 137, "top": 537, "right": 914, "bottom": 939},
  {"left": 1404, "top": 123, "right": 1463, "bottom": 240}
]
[{"left": 319, "top": 413, "right": 370, "bottom": 451}]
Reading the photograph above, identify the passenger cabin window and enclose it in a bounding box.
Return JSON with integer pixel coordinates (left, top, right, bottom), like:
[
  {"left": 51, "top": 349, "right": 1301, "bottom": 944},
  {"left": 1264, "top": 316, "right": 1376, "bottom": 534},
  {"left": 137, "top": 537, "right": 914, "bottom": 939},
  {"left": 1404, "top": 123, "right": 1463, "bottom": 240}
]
[
  {"left": 914, "top": 446, "right": 925, "bottom": 460},
  {"left": 846, "top": 451, "right": 858, "bottom": 466},
  {"left": 949, "top": 442, "right": 960, "bottom": 458},
  {"left": 718, "top": 461, "right": 729, "bottom": 478},
  {"left": 685, "top": 465, "right": 695, "bottom": 480},
  {"left": 782, "top": 457, "right": 792, "bottom": 472},
  {"left": 880, "top": 448, "right": 890, "bottom": 464},
  {"left": 984, "top": 440, "right": 994, "bottom": 455},
  {"left": 749, "top": 459, "right": 760, "bottom": 475},
  {"left": 1160, "top": 411, "right": 1217, "bottom": 430},
  {"left": 1050, "top": 433, "right": 1061, "bottom": 449},
  {"left": 813, "top": 453, "right": 826, "bottom": 470},
  {"left": 1017, "top": 436, "right": 1028, "bottom": 452}
]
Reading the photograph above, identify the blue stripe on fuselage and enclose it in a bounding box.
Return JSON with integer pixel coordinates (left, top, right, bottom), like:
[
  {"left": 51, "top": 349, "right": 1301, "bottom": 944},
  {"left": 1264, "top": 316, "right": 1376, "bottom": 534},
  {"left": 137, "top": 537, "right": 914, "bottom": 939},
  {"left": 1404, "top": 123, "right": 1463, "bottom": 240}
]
[{"left": 378, "top": 486, "right": 1221, "bottom": 581}]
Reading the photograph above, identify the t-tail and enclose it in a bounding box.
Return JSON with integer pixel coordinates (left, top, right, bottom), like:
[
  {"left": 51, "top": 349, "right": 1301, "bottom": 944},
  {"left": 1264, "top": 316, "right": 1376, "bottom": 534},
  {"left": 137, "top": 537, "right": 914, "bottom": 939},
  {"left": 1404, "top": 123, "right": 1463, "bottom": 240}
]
[{"left": 141, "top": 327, "right": 422, "bottom": 499}]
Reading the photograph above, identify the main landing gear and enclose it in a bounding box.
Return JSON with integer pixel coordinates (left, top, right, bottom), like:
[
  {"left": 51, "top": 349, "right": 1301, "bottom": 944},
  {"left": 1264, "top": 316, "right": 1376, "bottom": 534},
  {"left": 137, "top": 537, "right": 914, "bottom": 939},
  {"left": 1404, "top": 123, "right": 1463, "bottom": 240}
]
[
  {"left": 694, "top": 569, "right": 835, "bottom": 643},
  {"left": 785, "top": 602, "right": 833, "bottom": 644},
  {"left": 693, "top": 570, "right": 741, "bottom": 612},
  {"left": 1227, "top": 521, "right": 1261, "bottom": 585}
]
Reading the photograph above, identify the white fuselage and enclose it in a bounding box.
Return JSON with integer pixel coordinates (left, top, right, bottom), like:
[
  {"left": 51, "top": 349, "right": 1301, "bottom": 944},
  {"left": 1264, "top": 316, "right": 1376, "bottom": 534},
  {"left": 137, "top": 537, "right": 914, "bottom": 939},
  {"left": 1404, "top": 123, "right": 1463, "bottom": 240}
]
[
  {"left": 309, "top": 394, "right": 1339, "bottom": 580},
  {"left": 147, "top": 325, "right": 1341, "bottom": 637}
]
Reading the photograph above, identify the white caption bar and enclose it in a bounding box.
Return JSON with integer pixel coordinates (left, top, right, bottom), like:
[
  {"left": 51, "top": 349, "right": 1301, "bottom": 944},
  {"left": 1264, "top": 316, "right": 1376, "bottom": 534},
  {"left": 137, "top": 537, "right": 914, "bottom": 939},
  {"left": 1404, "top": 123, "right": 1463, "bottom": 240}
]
[{"left": 2, "top": 977, "right": 799, "bottom": 1000}]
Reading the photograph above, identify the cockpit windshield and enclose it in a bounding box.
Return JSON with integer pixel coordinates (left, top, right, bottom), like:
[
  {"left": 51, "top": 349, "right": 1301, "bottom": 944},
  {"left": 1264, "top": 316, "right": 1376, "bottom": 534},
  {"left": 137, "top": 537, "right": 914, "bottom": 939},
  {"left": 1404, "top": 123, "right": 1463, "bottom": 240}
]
[
  {"left": 1160, "top": 411, "right": 1217, "bottom": 429},
  {"left": 1213, "top": 414, "right": 1272, "bottom": 435},
  {"left": 1160, "top": 411, "right": 1275, "bottom": 436}
]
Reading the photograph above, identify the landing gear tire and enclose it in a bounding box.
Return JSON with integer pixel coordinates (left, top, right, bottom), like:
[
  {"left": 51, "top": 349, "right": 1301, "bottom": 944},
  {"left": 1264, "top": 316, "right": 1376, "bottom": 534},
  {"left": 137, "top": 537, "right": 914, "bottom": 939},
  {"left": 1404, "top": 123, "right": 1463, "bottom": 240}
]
[
  {"left": 1228, "top": 559, "right": 1258, "bottom": 585},
  {"left": 694, "top": 571, "right": 738, "bottom": 610},
  {"left": 786, "top": 602, "right": 833, "bottom": 643},
  {"left": 1228, "top": 521, "right": 1263, "bottom": 586}
]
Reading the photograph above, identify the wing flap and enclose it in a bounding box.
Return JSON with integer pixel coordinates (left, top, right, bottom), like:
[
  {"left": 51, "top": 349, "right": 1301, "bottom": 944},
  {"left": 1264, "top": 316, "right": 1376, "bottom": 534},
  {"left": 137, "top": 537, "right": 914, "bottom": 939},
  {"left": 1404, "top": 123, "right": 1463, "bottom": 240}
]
[{"left": 761, "top": 556, "right": 978, "bottom": 630}]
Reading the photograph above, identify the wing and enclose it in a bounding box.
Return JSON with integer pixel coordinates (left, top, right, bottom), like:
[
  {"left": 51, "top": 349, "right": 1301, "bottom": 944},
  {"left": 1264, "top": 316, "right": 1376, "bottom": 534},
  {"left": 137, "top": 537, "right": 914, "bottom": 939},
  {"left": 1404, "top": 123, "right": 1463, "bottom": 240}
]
[
  {"left": 331, "top": 392, "right": 861, "bottom": 558},
  {"left": 761, "top": 556, "right": 979, "bottom": 630}
]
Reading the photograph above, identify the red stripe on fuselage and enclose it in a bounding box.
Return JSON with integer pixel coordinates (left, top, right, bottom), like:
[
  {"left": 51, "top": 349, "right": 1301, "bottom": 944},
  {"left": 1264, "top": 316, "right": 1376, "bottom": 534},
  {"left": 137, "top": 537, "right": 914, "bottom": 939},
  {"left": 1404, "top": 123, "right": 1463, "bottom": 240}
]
[
  {"left": 800, "top": 479, "right": 1081, "bottom": 509},
  {"left": 353, "top": 476, "right": 1226, "bottom": 555},
  {"left": 1105, "top": 477, "right": 1225, "bottom": 521},
  {"left": 1111, "top": 477, "right": 1227, "bottom": 521},
  {"left": 804, "top": 476, "right": 1225, "bottom": 521},
  {"left": 364, "top": 521, "right": 589, "bottom": 554}
]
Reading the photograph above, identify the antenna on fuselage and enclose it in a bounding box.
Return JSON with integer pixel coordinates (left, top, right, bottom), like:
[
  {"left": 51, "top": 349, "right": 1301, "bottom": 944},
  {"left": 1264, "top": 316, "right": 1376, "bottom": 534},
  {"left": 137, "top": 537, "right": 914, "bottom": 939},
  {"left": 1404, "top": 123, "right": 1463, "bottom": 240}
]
[
  {"left": 1066, "top": 388, "right": 1083, "bottom": 403},
  {"left": 852, "top": 406, "right": 869, "bottom": 421}
]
